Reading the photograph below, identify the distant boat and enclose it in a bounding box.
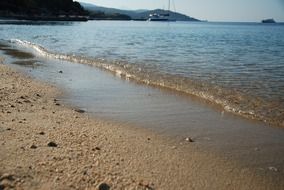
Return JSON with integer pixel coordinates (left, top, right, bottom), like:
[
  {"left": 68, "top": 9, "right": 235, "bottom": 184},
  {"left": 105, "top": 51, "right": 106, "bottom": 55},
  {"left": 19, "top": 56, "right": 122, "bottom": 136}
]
[
  {"left": 148, "top": 13, "right": 170, "bottom": 21},
  {"left": 148, "top": 0, "right": 175, "bottom": 22},
  {"left": 261, "top": 19, "right": 276, "bottom": 23}
]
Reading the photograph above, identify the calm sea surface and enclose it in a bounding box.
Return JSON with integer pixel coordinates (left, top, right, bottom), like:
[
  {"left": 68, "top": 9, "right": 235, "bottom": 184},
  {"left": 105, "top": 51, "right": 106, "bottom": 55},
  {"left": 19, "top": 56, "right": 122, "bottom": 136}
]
[{"left": 0, "top": 21, "right": 284, "bottom": 126}]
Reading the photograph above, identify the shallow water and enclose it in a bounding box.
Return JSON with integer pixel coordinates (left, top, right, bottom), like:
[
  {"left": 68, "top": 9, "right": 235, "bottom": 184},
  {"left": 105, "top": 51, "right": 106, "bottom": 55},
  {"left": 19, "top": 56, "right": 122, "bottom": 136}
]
[
  {"left": 1, "top": 46, "right": 284, "bottom": 170},
  {"left": 0, "top": 21, "right": 283, "bottom": 126}
]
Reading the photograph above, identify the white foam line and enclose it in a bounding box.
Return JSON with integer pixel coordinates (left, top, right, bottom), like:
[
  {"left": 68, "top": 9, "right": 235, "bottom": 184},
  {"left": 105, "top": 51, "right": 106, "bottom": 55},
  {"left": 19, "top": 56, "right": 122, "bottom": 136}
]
[{"left": 9, "top": 38, "right": 267, "bottom": 125}]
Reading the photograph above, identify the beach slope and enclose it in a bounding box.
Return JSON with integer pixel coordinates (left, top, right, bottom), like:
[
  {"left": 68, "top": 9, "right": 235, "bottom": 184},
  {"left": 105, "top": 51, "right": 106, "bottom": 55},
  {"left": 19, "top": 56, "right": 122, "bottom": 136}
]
[{"left": 0, "top": 63, "right": 283, "bottom": 189}]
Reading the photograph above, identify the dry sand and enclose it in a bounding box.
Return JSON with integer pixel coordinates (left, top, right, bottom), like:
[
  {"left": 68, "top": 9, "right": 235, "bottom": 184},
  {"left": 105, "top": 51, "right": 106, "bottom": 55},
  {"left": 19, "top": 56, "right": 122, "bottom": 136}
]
[{"left": 0, "top": 62, "right": 283, "bottom": 190}]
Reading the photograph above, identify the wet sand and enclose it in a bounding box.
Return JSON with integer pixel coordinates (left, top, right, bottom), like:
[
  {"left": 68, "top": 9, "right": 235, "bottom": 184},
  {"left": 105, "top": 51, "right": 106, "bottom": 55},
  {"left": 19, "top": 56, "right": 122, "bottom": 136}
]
[{"left": 0, "top": 61, "right": 284, "bottom": 189}]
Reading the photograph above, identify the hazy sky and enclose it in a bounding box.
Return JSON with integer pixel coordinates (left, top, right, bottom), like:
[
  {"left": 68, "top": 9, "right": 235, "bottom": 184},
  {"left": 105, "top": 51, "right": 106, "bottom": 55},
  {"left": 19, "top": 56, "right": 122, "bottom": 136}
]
[{"left": 80, "top": 0, "right": 284, "bottom": 22}]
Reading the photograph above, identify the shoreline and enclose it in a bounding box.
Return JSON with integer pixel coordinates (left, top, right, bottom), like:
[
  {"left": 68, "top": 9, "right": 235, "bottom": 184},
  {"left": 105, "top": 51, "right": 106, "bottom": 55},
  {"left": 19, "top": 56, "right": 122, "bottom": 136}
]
[
  {"left": 7, "top": 39, "right": 283, "bottom": 128},
  {"left": 0, "top": 16, "right": 88, "bottom": 22},
  {"left": 1, "top": 60, "right": 284, "bottom": 189}
]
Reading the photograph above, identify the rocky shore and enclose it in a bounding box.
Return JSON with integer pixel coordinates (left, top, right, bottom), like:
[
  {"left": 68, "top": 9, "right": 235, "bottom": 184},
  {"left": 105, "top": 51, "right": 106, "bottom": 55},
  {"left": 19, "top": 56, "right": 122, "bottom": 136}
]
[{"left": 0, "top": 62, "right": 283, "bottom": 190}]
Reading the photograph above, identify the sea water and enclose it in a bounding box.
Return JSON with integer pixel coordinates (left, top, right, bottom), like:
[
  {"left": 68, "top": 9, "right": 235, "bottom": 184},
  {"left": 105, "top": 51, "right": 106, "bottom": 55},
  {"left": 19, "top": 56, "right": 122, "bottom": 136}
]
[{"left": 0, "top": 21, "right": 284, "bottom": 126}]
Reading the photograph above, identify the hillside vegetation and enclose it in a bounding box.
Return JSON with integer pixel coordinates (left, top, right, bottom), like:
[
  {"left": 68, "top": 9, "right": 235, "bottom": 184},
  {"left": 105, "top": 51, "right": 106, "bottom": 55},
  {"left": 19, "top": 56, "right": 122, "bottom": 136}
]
[
  {"left": 0, "top": 0, "right": 87, "bottom": 16},
  {"left": 81, "top": 2, "right": 200, "bottom": 21}
]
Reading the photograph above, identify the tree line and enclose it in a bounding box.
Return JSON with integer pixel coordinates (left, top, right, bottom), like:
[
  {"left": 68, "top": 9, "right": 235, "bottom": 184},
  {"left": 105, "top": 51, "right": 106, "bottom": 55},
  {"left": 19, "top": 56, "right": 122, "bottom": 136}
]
[{"left": 0, "top": 0, "right": 87, "bottom": 16}]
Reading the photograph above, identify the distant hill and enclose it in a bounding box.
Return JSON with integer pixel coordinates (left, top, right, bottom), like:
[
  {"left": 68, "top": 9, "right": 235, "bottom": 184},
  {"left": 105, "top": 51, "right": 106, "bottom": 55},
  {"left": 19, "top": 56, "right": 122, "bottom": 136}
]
[
  {"left": 134, "top": 9, "right": 200, "bottom": 21},
  {"left": 80, "top": 2, "right": 200, "bottom": 21}
]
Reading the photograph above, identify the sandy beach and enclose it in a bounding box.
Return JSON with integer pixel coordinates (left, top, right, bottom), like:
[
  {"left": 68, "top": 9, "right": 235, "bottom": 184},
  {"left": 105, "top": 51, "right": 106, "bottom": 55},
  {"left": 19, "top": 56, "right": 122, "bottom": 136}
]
[{"left": 0, "top": 61, "right": 283, "bottom": 189}]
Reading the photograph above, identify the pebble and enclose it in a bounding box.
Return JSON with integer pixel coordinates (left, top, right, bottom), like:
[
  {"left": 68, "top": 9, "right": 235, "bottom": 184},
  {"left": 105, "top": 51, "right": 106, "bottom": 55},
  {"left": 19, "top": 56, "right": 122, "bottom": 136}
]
[
  {"left": 39, "top": 132, "right": 45, "bottom": 135},
  {"left": 74, "top": 109, "right": 85, "bottom": 113},
  {"left": 98, "top": 183, "right": 110, "bottom": 190},
  {"left": 23, "top": 99, "right": 31, "bottom": 103},
  {"left": 185, "top": 137, "right": 194, "bottom": 142},
  {"left": 58, "top": 70, "right": 63, "bottom": 74},
  {"left": 93, "top": 147, "right": 101, "bottom": 151},
  {"left": 138, "top": 182, "right": 153, "bottom": 190},
  {"left": 0, "top": 173, "right": 14, "bottom": 181},
  {"left": 268, "top": 166, "right": 278, "bottom": 172},
  {"left": 47, "top": 142, "right": 58, "bottom": 147},
  {"left": 0, "top": 179, "right": 12, "bottom": 189},
  {"left": 30, "top": 145, "right": 37, "bottom": 149}
]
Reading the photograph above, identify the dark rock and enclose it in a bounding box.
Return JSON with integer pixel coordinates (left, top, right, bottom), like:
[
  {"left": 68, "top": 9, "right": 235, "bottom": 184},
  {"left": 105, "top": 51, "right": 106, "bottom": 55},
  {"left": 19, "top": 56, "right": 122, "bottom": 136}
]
[
  {"left": 147, "top": 138, "right": 151, "bottom": 141},
  {"left": 55, "top": 103, "right": 60, "bottom": 106},
  {"left": 47, "top": 141, "right": 58, "bottom": 147},
  {"left": 39, "top": 132, "right": 45, "bottom": 135},
  {"left": 262, "top": 19, "right": 276, "bottom": 23},
  {"left": 0, "top": 173, "right": 15, "bottom": 181},
  {"left": 58, "top": 70, "right": 63, "bottom": 74},
  {"left": 6, "top": 128, "right": 11, "bottom": 131},
  {"left": 98, "top": 183, "right": 110, "bottom": 190},
  {"left": 185, "top": 137, "right": 194, "bottom": 142},
  {"left": 30, "top": 145, "right": 37, "bottom": 149},
  {"left": 23, "top": 99, "right": 31, "bottom": 103},
  {"left": 92, "top": 147, "right": 101, "bottom": 151},
  {"left": 36, "top": 93, "right": 41, "bottom": 97},
  {"left": 74, "top": 109, "right": 85, "bottom": 113}
]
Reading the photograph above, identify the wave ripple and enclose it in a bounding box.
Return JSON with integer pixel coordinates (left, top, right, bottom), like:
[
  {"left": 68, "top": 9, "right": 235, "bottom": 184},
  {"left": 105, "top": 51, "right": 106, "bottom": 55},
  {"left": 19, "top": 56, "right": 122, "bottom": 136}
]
[{"left": 10, "top": 39, "right": 284, "bottom": 127}]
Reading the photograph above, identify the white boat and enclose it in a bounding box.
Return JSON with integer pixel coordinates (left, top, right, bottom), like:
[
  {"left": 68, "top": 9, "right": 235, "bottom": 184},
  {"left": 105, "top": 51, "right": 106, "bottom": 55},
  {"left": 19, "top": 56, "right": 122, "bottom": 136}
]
[
  {"left": 148, "top": 13, "right": 170, "bottom": 21},
  {"left": 147, "top": 0, "right": 175, "bottom": 22}
]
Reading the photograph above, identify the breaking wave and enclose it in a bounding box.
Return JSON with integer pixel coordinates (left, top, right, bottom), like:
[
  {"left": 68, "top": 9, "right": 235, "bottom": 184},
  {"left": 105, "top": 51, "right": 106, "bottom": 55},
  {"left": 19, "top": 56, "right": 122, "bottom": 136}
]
[{"left": 9, "top": 39, "right": 284, "bottom": 127}]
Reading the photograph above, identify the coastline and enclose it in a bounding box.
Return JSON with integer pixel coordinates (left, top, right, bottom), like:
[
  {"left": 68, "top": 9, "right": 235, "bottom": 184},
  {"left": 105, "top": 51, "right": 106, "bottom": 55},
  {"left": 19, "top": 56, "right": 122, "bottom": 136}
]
[
  {"left": 0, "top": 16, "right": 88, "bottom": 22},
  {"left": 9, "top": 39, "right": 283, "bottom": 128},
  {"left": 1, "top": 60, "right": 284, "bottom": 189}
]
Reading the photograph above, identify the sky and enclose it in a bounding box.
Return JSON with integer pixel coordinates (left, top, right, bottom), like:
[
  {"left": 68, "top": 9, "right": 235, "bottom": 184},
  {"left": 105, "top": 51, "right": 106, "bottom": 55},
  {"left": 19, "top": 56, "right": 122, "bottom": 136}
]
[{"left": 80, "top": 0, "right": 284, "bottom": 22}]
